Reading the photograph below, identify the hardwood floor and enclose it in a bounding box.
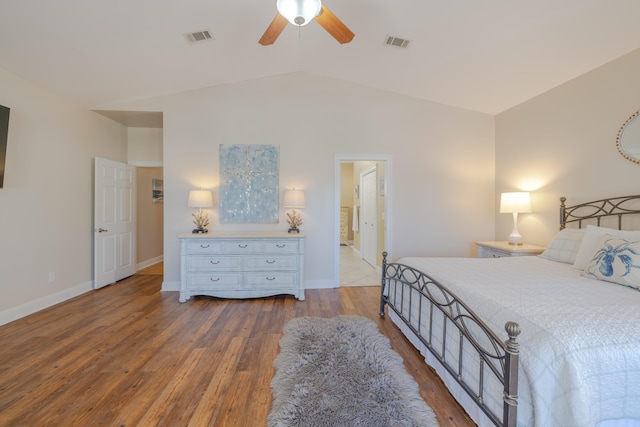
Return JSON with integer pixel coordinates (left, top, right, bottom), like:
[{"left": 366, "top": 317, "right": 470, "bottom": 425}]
[{"left": 0, "top": 267, "right": 475, "bottom": 426}]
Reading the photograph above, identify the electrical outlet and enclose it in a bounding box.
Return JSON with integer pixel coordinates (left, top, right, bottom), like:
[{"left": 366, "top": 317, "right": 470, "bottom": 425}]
[{"left": 49, "top": 272, "right": 55, "bottom": 282}]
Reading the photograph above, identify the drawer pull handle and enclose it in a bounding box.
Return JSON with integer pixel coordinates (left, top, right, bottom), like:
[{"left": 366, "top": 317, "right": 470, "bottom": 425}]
[
  {"left": 238, "top": 244, "right": 248, "bottom": 248},
  {"left": 210, "top": 260, "right": 220, "bottom": 264},
  {"left": 200, "top": 244, "right": 210, "bottom": 248},
  {"left": 210, "top": 277, "right": 220, "bottom": 282},
  {"left": 266, "top": 276, "right": 276, "bottom": 281},
  {"left": 266, "top": 260, "right": 276, "bottom": 264},
  {"left": 276, "top": 244, "right": 286, "bottom": 248}
]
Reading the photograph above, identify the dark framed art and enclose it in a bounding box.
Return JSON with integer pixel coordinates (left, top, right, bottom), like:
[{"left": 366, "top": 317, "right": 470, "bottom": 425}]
[{"left": 0, "top": 104, "right": 10, "bottom": 188}]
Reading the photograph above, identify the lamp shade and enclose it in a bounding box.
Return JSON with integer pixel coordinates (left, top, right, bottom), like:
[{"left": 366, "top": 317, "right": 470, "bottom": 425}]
[
  {"left": 277, "top": 0, "right": 321, "bottom": 26},
  {"left": 500, "top": 192, "right": 531, "bottom": 213},
  {"left": 283, "top": 189, "right": 306, "bottom": 208},
  {"left": 188, "top": 190, "right": 214, "bottom": 208}
]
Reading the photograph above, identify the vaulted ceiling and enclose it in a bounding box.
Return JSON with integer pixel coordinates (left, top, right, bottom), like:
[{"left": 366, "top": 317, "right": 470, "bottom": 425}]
[{"left": 1, "top": 0, "right": 640, "bottom": 116}]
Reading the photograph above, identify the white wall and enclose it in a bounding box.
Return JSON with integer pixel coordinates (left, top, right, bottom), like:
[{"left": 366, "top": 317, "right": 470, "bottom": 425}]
[
  {"left": 0, "top": 67, "right": 127, "bottom": 324},
  {"left": 128, "top": 127, "right": 162, "bottom": 164},
  {"left": 114, "top": 72, "right": 495, "bottom": 290},
  {"left": 496, "top": 48, "right": 640, "bottom": 245}
]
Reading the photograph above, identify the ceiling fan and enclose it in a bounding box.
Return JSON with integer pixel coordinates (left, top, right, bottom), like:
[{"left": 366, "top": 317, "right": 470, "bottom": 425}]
[{"left": 259, "top": 0, "right": 354, "bottom": 45}]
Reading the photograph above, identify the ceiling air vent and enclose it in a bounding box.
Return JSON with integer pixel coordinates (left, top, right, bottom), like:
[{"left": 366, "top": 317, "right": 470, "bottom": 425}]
[
  {"left": 184, "top": 29, "right": 213, "bottom": 44},
  {"left": 384, "top": 35, "right": 411, "bottom": 49}
]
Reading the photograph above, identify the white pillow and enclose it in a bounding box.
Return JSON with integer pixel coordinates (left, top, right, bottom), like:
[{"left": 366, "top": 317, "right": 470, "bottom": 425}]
[
  {"left": 584, "top": 234, "right": 640, "bottom": 291},
  {"left": 573, "top": 225, "right": 640, "bottom": 270},
  {"left": 538, "top": 228, "right": 585, "bottom": 264}
]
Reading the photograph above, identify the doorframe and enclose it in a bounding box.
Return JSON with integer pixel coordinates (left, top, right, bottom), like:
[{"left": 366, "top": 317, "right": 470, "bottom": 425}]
[{"left": 334, "top": 154, "right": 392, "bottom": 287}]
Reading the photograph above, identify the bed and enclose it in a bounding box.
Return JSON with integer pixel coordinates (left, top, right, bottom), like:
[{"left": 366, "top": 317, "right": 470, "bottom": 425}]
[{"left": 379, "top": 195, "right": 640, "bottom": 427}]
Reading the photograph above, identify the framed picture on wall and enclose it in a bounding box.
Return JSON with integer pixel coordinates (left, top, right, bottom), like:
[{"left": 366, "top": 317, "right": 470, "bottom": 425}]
[
  {"left": 152, "top": 178, "right": 163, "bottom": 203},
  {"left": 219, "top": 144, "right": 279, "bottom": 223}
]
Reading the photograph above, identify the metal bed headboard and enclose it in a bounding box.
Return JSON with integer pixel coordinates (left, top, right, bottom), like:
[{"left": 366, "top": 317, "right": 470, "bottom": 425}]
[{"left": 560, "top": 195, "right": 640, "bottom": 230}]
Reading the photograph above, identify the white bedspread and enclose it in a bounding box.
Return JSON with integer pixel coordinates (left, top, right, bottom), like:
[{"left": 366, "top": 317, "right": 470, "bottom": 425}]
[{"left": 392, "top": 256, "right": 640, "bottom": 427}]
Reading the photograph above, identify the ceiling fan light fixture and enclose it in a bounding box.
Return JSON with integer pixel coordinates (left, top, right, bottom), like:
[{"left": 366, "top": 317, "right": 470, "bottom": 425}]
[{"left": 277, "top": 0, "right": 321, "bottom": 27}]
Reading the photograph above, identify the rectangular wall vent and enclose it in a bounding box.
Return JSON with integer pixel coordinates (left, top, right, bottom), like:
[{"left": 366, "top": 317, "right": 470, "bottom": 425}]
[
  {"left": 184, "top": 30, "right": 213, "bottom": 44},
  {"left": 384, "top": 35, "right": 411, "bottom": 49}
]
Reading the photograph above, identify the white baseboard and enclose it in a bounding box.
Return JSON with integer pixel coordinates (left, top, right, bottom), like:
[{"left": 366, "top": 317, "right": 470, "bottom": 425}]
[
  {"left": 136, "top": 255, "right": 163, "bottom": 271},
  {"left": 0, "top": 281, "right": 94, "bottom": 326}
]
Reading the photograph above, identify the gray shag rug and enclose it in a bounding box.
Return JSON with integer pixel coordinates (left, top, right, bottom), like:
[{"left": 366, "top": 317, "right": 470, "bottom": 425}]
[{"left": 268, "top": 315, "right": 439, "bottom": 427}]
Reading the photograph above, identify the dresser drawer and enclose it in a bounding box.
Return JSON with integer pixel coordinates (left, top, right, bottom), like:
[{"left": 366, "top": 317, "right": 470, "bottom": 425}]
[
  {"left": 263, "top": 240, "right": 298, "bottom": 253},
  {"left": 222, "top": 240, "right": 264, "bottom": 253},
  {"left": 185, "top": 272, "right": 243, "bottom": 290},
  {"left": 186, "top": 240, "right": 223, "bottom": 254},
  {"left": 244, "top": 255, "right": 297, "bottom": 271},
  {"left": 187, "top": 256, "right": 242, "bottom": 271},
  {"left": 245, "top": 272, "right": 298, "bottom": 287}
]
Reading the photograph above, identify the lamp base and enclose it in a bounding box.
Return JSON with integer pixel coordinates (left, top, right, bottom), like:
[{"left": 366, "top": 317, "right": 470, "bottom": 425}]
[
  {"left": 508, "top": 212, "right": 523, "bottom": 245},
  {"left": 507, "top": 233, "right": 523, "bottom": 245},
  {"left": 192, "top": 228, "right": 208, "bottom": 234},
  {"left": 287, "top": 227, "right": 300, "bottom": 234}
]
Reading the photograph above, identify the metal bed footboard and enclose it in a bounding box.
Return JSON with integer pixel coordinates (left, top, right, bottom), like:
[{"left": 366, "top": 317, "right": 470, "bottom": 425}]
[{"left": 379, "top": 252, "right": 520, "bottom": 427}]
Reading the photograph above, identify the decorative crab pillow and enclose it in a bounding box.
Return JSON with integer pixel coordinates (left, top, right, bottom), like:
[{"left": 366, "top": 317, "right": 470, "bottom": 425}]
[
  {"left": 584, "top": 234, "right": 640, "bottom": 291},
  {"left": 573, "top": 225, "right": 640, "bottom": 270}
]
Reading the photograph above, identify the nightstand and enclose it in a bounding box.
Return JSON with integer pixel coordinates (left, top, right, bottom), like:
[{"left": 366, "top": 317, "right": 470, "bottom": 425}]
[{"left": 476, "top": 241, "right": 545, "bottom": 258}]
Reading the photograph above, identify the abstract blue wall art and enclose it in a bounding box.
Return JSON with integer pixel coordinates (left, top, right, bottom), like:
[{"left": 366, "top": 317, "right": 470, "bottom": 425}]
[{"left": 219, "top": 144, "right": 279, "bottom": 223}]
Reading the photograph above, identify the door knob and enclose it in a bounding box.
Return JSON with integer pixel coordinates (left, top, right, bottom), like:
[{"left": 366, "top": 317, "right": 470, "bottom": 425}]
[{"left": 97, "top": 228, "right": 108, "bottom": 233}]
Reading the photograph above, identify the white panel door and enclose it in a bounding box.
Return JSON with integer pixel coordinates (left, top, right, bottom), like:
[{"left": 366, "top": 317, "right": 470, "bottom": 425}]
[
  {"left": 360, "top": 166, "right": 378, "bottom": 267},
  {"left": 94, "top": 157, "right": 136, "bottom": 289}
]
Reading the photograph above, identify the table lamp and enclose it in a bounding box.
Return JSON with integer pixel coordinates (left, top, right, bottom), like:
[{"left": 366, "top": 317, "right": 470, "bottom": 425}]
[
  {"left": 283, "top": 189, "right": 306, "bottom": 233},
  {"left": 500, "top": 192, "right": 531, "bottom": 245},
  {"left": 188, "top": 189, "right": 214, "bottom": 233}
]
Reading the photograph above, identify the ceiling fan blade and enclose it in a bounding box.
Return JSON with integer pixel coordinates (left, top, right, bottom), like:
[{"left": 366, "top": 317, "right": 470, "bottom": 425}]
[
  {"left": 259, "top": 13, "right": 288, "bottom": 45},
  {"left": 314, "top": 5, "right": 354, "bottom": 44}
]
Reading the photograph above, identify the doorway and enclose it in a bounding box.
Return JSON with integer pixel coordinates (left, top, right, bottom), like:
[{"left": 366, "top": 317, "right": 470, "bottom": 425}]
[
  {"left": 93, "top": 109, "right": 164, "bottom": 278},
  {"left": 334, "top": 155, "right": 392, "bottom": 287}
]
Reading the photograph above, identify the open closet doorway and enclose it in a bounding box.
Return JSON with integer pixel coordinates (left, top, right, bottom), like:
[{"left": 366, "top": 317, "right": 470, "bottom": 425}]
[{"left": 334, "top": 155, "right": 392, "bottom": 288}]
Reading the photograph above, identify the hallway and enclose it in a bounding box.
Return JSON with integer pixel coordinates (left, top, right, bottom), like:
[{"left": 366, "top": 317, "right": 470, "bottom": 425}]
[{"left": 340, "top": 245, "right": 379, "bottom": 287}]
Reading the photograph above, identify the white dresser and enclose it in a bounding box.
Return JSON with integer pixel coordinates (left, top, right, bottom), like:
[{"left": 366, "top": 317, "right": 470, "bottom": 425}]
[{"left": 179, "top": 231, "right": 305, "bottom": 302}]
